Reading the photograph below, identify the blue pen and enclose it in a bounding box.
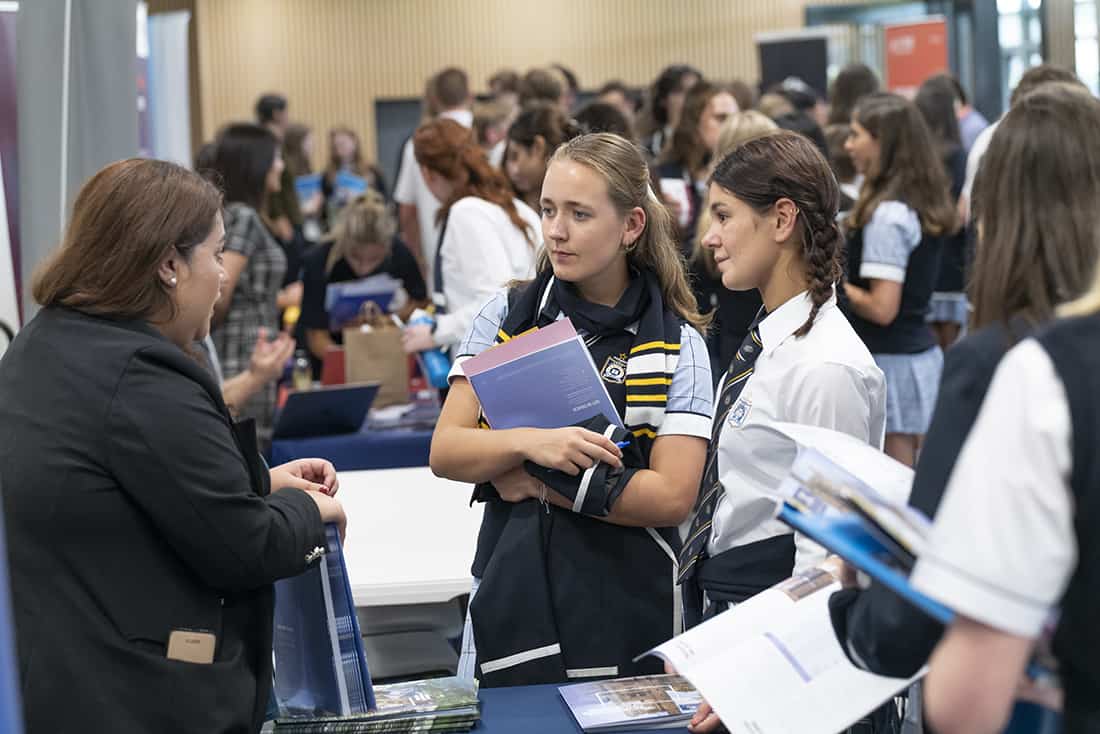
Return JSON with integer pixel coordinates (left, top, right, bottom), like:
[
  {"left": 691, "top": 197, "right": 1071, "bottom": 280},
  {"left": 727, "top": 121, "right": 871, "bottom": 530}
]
[{"left": 615, "top": 440, "right": 631, "bottom": 449}]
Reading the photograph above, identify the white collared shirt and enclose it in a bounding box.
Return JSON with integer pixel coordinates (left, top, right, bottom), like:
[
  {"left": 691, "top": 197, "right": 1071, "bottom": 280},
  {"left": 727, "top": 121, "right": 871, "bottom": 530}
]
[
  {"left": 707, "top": 290, "right": 887, "bottom": 570},
  {"left": 393, "top": 108, "right": 474, "bottom": 285},
  {"left": 911, "top": 339, "right": 1073, "bottom": 638}
]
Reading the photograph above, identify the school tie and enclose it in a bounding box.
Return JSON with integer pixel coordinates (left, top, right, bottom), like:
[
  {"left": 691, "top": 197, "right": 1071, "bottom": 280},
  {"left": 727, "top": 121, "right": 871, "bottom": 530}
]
[{"left": 677, "top": 321, "right": 763, "bottom": 584}]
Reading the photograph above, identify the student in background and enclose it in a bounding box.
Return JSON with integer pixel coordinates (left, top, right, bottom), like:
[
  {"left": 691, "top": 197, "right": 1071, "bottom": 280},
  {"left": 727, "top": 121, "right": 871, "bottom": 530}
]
[
  {"left": 431, "top": 133, "right": 713, "bottom": 686},
  {"left": 402, "top": 119, "right": 541, "bottom": 355},
  {"left": 827, "top": 63, "right": 879, "bottom": 126},
  {"left": 550, "top": 63, "right": 580, "bottom": 111},
  {"left": 910, "top": 99, "right": 1100, "bottom": 729},
  {"left": 656, "top": 81, "right": 740, "bottom": 253},
  {"left": 829, "top": 83, "right": 1100, "bottom": 703},
  {"left": 473, "top": 100, "right": 512, "bottom": 169},
  {"left": 824, "top": 123, "right": 861, "bottom": 212},
  {"left": 209, "top": 123, "right": 296, "bottom": 446},
  {"left": 394, "top": 67, "right": 472, "bottom": 283},
  {"left": 283, "top": 123, "right": 321, "bottom": 222},
  {"left": 488, "top": 68, "right": 522, "bottom": 114},
  {"left": 596, "top": 80, "right": 638, "bottom": 126},
  {"left": 519, "top": 68, "right": 565, "bottom": 108},
  {"left": 0, "top": 158, "right": 345, "bottom": 733},
  {"left": 842, "top": 93, "right": 956, "bottom": 467},
  {"left": 504, "top": 101, "right": 584, "bottom": 213},
  {"left": 321, "top": 127, "right": 386, "bottom": 224},
  {"left": 684, "top": 131, "right": 886, "bottom": 734},
  {"left": 300, "top": 192, "right": 428, "bottom": 369},
  {"left": 638, "top": 64, "right": 703, "bottom": 159},
  {"left": 689, "top": 111, "right": 776, "bottom": 382},
  {"left": 947, "top": 74, "right": 989, "bottom": 154},
  {"left": 916, "top": 75, "right": 969, "bottom": 350},
  {"left": 256, "top": 93, "right": 299, "bottom": 243},
  {"left": 573, "top": 100, "right": 634, "bottom": 140}
]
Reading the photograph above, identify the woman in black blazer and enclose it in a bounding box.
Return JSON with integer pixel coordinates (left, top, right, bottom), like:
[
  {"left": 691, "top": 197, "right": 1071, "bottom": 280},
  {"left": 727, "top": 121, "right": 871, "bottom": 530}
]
[
  {"left": 0, "top": 158, "right": 347, "bottom": 733},
  {"left": 828, "top": 82, "right": 1100, "bottom": 680}
]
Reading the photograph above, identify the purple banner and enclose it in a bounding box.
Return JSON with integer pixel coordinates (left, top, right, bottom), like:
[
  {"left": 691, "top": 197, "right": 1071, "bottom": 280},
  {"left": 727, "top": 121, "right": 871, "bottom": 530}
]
[{"left": 0, "top": 9, "right": 20, "bottom": 323}]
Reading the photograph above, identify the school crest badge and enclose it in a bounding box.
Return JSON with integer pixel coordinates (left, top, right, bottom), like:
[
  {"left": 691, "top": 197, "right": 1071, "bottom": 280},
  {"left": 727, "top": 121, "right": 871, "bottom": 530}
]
[
  {"left": 728, "top": 397, "right": 752, "bottom": 428},
  {"left": 601, "top": 353, "right": 628, "bottom": 384}
]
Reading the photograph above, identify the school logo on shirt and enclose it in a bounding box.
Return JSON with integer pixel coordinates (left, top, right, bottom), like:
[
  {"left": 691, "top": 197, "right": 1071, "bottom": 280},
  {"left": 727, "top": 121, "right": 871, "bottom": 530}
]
[
  {"left": 728, "top": 397, "right": 752, "bottom": 428},
  {"left": 601, "top": 353, "right": 628, "bottom": 384}
]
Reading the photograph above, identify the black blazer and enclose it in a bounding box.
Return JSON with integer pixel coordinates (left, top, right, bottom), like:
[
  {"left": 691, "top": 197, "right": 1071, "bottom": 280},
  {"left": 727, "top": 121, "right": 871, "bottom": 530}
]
[
  {"left": 828, "top": 320, "right": 1025, "bottom": 678},
  {"left": 0, "top": 307, "right": 326, "bottom": 733}
]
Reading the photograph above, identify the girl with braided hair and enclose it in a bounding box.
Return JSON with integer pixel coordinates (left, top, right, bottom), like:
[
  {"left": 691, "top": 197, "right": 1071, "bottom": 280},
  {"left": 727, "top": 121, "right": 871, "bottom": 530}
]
[
  {"left": 681, "top": 131, "right": 887, "bottom": 661},
  {"left": 402, "top": 118, "right": 542, "bottom": 353}
]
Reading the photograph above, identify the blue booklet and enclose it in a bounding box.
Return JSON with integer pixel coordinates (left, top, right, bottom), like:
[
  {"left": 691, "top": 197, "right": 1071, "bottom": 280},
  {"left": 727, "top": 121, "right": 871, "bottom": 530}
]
[
  {"left": 273, "top": 524, "right": 374, "bottom": 717},
  {"left": 324, "top": 275, "right": 401, "bottom": 332},
  {"left": 334, "top": 170, "right": 368, "bottom": 202},
  {"left": 461, "top": 318, "right": 623, "bottom": 430},
  {"left": 294, "top": 174, "right": 323, "bottom": 208}
]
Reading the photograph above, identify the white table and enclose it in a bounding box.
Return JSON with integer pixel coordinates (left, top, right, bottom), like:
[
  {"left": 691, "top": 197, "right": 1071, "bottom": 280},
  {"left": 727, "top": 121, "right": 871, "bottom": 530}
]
[{"left": 337, "top": 467, "right": 483, "bottom": 607}]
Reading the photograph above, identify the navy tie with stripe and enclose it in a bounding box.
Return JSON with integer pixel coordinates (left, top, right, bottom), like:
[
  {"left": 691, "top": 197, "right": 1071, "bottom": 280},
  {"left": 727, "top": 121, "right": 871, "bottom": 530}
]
[{"left": 677, "top": 322, "right": 763, "bottom": 584}]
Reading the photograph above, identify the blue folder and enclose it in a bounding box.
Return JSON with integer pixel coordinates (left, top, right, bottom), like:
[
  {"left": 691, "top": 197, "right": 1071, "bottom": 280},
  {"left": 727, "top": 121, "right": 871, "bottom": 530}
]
[
  {"left": 273, "top": 524, "right": 374, "bottom": 717},
  {"left": 0, "top": 480, "right": 24, "bottom": 734}
]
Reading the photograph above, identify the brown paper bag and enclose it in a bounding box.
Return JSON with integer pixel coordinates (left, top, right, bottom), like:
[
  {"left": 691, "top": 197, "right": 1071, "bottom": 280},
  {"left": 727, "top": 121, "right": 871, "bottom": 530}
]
[{"left": 342, "top": 305, "right": 409, "bottom": 408}]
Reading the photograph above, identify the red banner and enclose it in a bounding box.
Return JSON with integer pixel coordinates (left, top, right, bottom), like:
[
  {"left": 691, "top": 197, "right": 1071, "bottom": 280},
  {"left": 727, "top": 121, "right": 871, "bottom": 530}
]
[{"left": 884, "top": 18, "right": 949, "bottom": 99}]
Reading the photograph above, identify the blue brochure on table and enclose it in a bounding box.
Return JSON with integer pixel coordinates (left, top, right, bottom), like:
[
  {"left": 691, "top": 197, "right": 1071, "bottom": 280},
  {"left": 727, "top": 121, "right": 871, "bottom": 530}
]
[
  {"left": 461, "top": 318, "right": 623, "bottom": 430},
  {"left": 273, "top": 524, "right": 374, "bottom": 718},
  {"left": 324, "top": 274, "right": 401, "bottom": 331}
]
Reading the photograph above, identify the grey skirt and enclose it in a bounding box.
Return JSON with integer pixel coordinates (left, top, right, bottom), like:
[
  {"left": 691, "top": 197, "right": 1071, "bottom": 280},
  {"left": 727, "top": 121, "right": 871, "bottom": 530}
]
[{"left": 874, "top": 346, "right": 943, "bottom": 435}]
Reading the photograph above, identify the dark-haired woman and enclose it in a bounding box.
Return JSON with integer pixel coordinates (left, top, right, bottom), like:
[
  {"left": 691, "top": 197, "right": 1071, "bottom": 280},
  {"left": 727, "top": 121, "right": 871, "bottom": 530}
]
[
  {"left": 402, "top": 119, "right": 542, "bottom": 354},
  {"left": 916, "top": 75, "right": 970, "bottom": 351},
  {"left": 683, "top": 130, "right": 886, "bottom": 732},
  {"left": 842, "top": 93, "right": 958, "bottom": 467},
  {"left": 0, "top": 158, "right": 346, "bottom": 733},
  {"left": 504, "top": 101, "right": 583, "bottom": 214},
  {"left": 209, "top": 123, "right": 291, "bottom": 446},
  {"left": 681, "top": 129, "right": 886, "bottom": 626},
  {"left": 639, "top": 64, "right": 702, "bottom": 159}
]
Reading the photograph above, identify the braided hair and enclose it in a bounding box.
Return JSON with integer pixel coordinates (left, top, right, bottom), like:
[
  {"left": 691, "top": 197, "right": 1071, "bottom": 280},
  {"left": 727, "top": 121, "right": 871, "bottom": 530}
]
[{"left": 709, "top": 130, "right": 842, "bottom": 337}]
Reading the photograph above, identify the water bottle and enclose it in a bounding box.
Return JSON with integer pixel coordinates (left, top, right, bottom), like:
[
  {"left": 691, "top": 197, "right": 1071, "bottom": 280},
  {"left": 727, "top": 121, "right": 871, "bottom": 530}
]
[
  {"left": 408, "top": 309, "right": 451, "bottom": 389},
  {"left": 292, "top": 348, "right": 312, "bottom": 391}
]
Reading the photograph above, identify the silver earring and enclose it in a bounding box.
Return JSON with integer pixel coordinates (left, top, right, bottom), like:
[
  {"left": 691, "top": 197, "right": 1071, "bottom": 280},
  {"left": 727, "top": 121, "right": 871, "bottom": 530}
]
[{"left": 169, "top": 276, "right": 177, "bottom": 287}]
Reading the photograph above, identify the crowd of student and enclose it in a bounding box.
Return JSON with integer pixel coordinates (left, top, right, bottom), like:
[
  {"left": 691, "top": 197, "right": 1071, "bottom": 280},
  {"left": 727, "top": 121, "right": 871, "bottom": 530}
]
[{"left": 0, "top": 55, "right": 1097, "bottom": 734}]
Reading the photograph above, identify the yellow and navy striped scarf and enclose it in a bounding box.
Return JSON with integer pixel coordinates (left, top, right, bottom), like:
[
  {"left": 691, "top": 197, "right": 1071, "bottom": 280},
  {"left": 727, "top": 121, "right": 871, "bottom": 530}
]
[{"left": 484, "top": 268, "right": 682, "bottom": 461}]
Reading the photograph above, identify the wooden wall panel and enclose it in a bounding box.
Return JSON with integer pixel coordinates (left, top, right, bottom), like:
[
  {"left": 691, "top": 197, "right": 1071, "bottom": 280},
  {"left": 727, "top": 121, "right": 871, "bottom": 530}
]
[{"left": 194, "top": 0, "right": 859, "bottom": 164}]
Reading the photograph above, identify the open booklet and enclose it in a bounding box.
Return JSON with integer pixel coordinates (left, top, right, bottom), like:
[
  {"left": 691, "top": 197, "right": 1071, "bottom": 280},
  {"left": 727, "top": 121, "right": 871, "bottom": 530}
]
[
  {"left": 736, "top": 422, "right": 952, "bottom": 623},
  {"left": 645, "top": 567, "right": 919, "bottom": 733}
]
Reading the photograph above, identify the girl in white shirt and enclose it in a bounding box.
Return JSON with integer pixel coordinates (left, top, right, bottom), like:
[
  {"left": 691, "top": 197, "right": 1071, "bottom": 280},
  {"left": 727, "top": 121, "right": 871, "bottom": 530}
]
[
  {"left": 682, "top": 129, "right": 887, "bottom": 622},
  {"left": 684, "top": 129, "right": 887, "bottom": 733},
  {"left": 401, "top": 118, "right": 541, "bottom": 353}
]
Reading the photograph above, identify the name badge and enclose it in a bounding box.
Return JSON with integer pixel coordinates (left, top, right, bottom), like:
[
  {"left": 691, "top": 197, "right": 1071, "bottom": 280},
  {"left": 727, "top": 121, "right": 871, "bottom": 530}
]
[{"left": 728, "top": 397, "right": 752, "bottom": 429}]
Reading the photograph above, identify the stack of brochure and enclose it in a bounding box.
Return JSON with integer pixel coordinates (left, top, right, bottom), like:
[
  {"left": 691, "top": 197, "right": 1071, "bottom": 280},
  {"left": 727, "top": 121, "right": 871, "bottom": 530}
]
[
  {"left": 325, "top": 275, "right": 402, "bottom": 332},
  {"left": 274, "top": 677, "right": 480, "bottom": 733},
  {"left": 461, "top": 318, "right": 622, "bottom": 430},
  {"left": 558, "top": 675, "right": 701, "bottom": 732}
]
